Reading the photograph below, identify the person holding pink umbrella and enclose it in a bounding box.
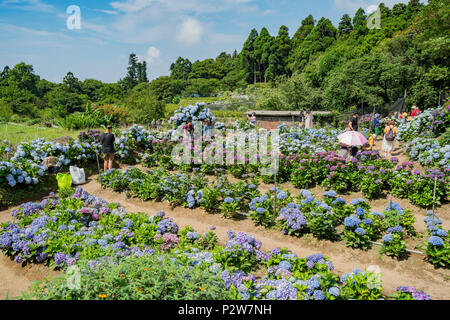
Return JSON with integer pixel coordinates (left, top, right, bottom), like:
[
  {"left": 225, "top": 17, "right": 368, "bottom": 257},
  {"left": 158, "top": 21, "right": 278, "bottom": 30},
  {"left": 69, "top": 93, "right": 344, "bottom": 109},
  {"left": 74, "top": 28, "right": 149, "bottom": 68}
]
[{"left": 337, "top": 130, "right": 368, "bottom": 158}]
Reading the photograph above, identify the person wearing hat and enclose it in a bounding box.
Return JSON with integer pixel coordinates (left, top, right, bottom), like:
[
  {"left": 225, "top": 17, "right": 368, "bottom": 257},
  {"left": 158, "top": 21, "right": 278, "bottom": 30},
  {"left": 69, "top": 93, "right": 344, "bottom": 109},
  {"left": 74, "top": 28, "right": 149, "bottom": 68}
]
[{"left": 100, "top": 125, "right": 115, "bottom": 171}]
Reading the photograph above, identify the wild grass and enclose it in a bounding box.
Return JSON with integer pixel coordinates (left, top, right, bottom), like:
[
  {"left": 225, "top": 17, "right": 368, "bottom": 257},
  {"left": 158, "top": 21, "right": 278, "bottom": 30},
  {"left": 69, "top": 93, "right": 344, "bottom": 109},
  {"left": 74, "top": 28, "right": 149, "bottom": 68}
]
[{"left": 0, "top": 123, "right": 101, "bottom": 145}]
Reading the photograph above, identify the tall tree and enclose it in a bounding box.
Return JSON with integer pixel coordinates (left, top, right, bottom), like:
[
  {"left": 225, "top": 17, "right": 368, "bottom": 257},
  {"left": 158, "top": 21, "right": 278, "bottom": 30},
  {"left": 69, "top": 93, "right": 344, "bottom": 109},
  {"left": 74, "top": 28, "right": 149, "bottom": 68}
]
[
  {"left": 63, "top": 72, "right": 81, "bottom": 93},
  {"left": 240, "top": 28, "right": 259, "bottom": 84},
  {"left": 0, "top": 66, "right": 9, "bottom": 82},
  {"left": 292, "top": 15, "right": 315, "bottom": 48},
  {"left": 254, "top": 27, "right": 274, "bottom": 83},
  {"left": 170, "top": 57, "right": 192, "bottom": 80},
  {"left": 123, "top": 53, "right": 139, "bottom": 91},
  {"left": 137, "top": 61, "right": 148, "bottom": 83},
  {"left": 353, "top": 8, "right": 367, "bottom": 30},
  {"left": 291, "top": 18, "right": 337, "bottom": 72},
  {"left": 5, "top": 62, "right": 39, "bottom": 94},
  {"left": 338, "top": 14, "right": 353, "bottom": 36},
  {"left": 266, "top": 25, "right": 292, "bottom": 80}
]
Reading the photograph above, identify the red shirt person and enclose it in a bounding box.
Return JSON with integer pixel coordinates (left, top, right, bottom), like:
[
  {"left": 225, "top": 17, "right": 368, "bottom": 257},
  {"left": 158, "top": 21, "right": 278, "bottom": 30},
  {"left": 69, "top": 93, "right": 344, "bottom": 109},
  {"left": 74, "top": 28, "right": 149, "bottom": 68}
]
[{"left": 411, "top": 106, "right": 421, "bottom": 117}]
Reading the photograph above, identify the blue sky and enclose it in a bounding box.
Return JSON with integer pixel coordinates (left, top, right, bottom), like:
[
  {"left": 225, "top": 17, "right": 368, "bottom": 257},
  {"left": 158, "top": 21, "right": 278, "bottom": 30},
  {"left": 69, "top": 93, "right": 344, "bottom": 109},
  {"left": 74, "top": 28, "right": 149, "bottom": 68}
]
[{"left": 0, "top": 0, "right": 413, "bottom": 83}]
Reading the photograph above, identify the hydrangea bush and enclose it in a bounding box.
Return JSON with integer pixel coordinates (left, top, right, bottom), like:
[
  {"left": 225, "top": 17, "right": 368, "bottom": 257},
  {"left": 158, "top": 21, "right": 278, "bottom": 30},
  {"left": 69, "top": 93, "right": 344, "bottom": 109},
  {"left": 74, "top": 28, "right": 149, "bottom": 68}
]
[{"left": 169, "top": 103, "right": 216, "bottom": 129}]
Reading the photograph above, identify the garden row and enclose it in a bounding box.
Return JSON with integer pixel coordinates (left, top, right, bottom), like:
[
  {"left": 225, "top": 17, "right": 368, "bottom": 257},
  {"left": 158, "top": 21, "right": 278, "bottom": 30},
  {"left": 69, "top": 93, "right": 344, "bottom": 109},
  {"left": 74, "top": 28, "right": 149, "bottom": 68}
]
[
  {"left": 0, "top": 187, "right": 434, "bottom": 300},
  {"left": 98, "top": 167, "right": 449, "bottom": 268}
]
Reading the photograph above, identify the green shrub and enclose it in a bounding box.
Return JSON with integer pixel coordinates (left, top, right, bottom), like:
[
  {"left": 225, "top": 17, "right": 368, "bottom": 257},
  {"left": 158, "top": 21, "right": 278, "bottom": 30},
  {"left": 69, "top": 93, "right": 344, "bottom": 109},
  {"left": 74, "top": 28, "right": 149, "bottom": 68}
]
[{"left": 22, "top": 253, "right": 233, "bottom": 300}]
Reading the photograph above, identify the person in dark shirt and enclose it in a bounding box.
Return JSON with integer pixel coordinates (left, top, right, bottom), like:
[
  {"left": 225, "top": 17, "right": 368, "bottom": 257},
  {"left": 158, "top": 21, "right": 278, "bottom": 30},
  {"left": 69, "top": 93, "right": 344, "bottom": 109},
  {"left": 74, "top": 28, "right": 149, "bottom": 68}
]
[
  {"left": 100, "top": 125, "right": 115, "bottom": 171},
  {"left": 349, "top": 113, "right": 359, "bottom": 131}
]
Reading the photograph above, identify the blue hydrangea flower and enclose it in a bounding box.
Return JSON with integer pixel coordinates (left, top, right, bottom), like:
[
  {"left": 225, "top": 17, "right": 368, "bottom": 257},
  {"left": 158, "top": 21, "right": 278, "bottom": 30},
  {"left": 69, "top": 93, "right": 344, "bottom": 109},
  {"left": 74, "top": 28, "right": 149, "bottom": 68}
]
[
  {"left": 224, "top": 197, "right": 234, "bottom": 203},
  {"left": 279, "top": 261, "right": 292, "bottom": 271},
  {"left": 382, "top": 234, "right": 393, "bottom": 242},
  {"left": 323, "top": 190, "right": 337, "bottom": 198},
  {"left": 328, "top": 287, "right": 340, "bottom": 297},
  {"left": 344, "top": 215, "right": 361, "bottom": 228},
  {"left": 313, "top": 290, "right": 325, "bottom": 300},
  {"left": 256, "top": 207, "right": 266, "bottom": 214},
  {"left": 428, "top": 236, "right": 444, "bottom": 246}
]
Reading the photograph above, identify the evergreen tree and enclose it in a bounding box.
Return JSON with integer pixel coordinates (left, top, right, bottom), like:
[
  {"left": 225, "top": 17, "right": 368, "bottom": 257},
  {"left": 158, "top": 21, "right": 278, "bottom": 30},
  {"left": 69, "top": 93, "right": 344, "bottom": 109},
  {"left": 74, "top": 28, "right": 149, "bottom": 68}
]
[
  {"left": 137, "top": 61, "right": 148, "bottom": 83},
  {"left": 124, "top": 53, "right": 139, "bottom": 91},
  {"left": 338, "top": 14, "right": 353, "bottom": 36},
  {"left": 170, "top": 57, "right": 192, "bottom": 80},
  {"left": 353, "top": 8, "right": 367, "bottom": 29},
  {"left": 254, "top": 27, "right": 274, "bottom": 83},
  {"left": 292, "top": 15, "right": 315, "bottom": 48},
  {"left": 291, "top": 18, "right": 337, "bottom": 72},
  {"left": 266, "top": 25, "right": 292, "bottom": 80},
  {"left": 240, "top": 28, "right": 259, "bottom": 84}
]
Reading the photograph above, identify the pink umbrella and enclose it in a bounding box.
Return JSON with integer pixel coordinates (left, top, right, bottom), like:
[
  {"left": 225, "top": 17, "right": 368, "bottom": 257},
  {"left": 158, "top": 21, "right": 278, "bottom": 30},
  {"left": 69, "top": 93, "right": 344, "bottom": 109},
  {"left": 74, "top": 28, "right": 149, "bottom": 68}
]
[{"left": 338, "top": 131, "right": 368, "bottom": 146}]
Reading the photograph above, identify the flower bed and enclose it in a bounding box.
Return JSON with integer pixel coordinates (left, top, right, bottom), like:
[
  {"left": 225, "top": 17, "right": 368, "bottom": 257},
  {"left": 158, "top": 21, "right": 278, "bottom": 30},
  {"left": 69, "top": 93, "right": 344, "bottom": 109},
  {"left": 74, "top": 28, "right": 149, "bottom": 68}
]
[{"left": 1, "top": 189, "right": 434, "bottom": 300}]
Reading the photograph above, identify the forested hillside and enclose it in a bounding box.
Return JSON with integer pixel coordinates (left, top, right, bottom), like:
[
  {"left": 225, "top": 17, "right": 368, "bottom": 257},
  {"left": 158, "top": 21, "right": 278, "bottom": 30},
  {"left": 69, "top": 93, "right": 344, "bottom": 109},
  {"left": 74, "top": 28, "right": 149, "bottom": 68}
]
[{"left": 0, "top": 0, "right": 448, "bottom": 125}]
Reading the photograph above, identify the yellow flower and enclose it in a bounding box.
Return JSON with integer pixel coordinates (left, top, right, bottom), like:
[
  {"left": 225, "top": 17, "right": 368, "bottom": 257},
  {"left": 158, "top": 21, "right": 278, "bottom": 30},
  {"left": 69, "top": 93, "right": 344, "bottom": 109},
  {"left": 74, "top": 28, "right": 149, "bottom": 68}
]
[{"left": 98, "top": 294, "right": 107, "bottom": 299}]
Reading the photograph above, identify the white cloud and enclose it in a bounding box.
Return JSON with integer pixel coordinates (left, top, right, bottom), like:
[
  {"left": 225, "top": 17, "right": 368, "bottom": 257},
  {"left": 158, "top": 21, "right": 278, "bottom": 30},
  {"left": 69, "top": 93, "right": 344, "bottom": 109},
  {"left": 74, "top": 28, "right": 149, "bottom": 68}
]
[
  {"left": 142, "top": 46, "right": 161, "bottom": 65},
  {"left": 109, "top": 0, "right": 258, "bottom": 14},
  {"left": 366, "top": 4, "right": 378, "bottom": 14},
  {"left": 94, "top": 9, "right": 119, "bottom": 15},
  {"left": 0, "top": 0, "right": 54, "bottom": 12},
  {"left": 110, "top": 0, "right": 154, "bottom": 13},
  {"left": 176, "top": 18, "right": 205, "bottom": 46}
]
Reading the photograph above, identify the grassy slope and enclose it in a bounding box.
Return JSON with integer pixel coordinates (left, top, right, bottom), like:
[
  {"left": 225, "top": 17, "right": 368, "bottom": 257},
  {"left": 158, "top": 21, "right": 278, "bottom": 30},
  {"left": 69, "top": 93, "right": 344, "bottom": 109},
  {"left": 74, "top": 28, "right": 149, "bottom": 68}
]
[{"left": 0, "top": 123, "right": 91, "bottom": 145}]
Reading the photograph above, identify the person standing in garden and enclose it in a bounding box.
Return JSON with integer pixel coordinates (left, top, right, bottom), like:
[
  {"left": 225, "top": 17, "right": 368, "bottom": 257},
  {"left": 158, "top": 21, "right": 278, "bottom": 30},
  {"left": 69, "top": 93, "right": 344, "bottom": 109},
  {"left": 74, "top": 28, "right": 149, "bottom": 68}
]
[
  {"left": 299, "top": 111, "right": 305, "bottom": 128},
  {"left": 100, "top": 125, "right": 115, "bottom": 171},
  {"left": 349, "top": 113, "right": 359, "bottom": 131},
  {"left": 183, "top": 120, "right": 194, "bottom": 136},
  {"left": 381, "top": 119, "right": 398, "bottom": 158},
  {"left": 203, "top": 118, "right": 212, "bottom": 137},
  {"left": 373, "top": 115, "right": 380, "bottom": 139},
  {"left": 247, "top": 112, "right": 256, "bottom": 127},
  {"left": 304, "top": 110, "right": 313, "bottom": 129}
]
